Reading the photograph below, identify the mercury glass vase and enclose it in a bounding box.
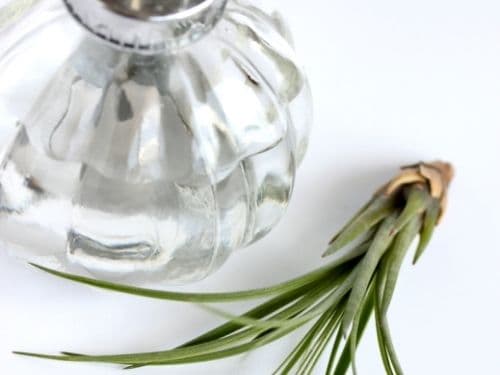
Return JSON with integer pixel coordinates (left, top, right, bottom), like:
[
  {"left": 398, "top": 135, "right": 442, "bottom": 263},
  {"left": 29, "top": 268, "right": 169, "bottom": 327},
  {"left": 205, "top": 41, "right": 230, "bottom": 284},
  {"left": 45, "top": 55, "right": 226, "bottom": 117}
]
[{"left": 0, "top": 0, "right": 312, "bottom": 283}]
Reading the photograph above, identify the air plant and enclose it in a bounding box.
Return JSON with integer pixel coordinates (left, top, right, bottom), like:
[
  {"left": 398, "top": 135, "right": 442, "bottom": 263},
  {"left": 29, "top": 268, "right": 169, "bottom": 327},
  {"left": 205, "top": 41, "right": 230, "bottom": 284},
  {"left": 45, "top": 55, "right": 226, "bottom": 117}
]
[{"left": 16, "top": 161, "right": 454, "bottom": 374}]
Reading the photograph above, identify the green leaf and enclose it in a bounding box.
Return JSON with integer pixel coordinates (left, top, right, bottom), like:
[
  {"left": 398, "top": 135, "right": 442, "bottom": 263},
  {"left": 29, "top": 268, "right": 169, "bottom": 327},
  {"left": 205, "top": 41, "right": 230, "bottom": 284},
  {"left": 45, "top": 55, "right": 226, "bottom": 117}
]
[
  {"left": 15, "top": 320, "right": 305, "bottom": 366},
  {"left": 324, "top": 196, "right": 395, "bottom": 257},
  {"left": 273, "top": 317, "right": 327, "bottom": 374},
  {"left": 181, "top": 278, "right": 321, "bottom": 348},
  {"left": 375, "top": 272, "right": 395, "bottom": 375},
  {"left": 374, "top": 304, "right": 394, "bottom": 374},
  {"left": 392, "top": 187, "right": 430, "bottom": 234},
  {"left": 413, "top": 199, "right": 440, "bottom": 264},
  {"left": 342, "top": 213, "right": 398, "bottom": 334},
  {"left": 275, "top": 308, "right": 338, "bottom": 375},
  {"left": 326, "top": 325, "right": 344, "bottom": 374},
  {"left": 375, "top": 272, "right": 403, "bottom": 375},
  {"left": 380, "top": 215, "right": 422, "bottom": 314},
  {"left": 29, "top": 260, "right": 336, "bottom": 303},
  {"left": 198, "top": 271, "right": 354, "bottom": 332},
  {"left": 118, "top": 322, "right": 308, "bottom": 367},
  {"left": 197, "top": 277, "right": 338, "bottom": 330},
  {"left": 332, "top": 287, "right": 375, "bottom": 375},
  {"left": 348, "top": 282, "right": 376, "bottom": 375},
  {"left": 15, "top": 275, "right": 336, "bottom": 366},
  {"left": 325, "top": 239, "right": 371, "bottom": 272},
  {"left": 347, "top": 297, "right": 364, "bottom": 375},
  {"left": 29, "top": 237, "right": 371, "bottom": 306},
  {"left": 327, "top": 198, "right": 375, "bottom": 245},
  {"left": 299, "top": 309, "right": 342, "bottom": 375},
  {"left": 378, "top": 314, "right": 404, "bottom": 375}
]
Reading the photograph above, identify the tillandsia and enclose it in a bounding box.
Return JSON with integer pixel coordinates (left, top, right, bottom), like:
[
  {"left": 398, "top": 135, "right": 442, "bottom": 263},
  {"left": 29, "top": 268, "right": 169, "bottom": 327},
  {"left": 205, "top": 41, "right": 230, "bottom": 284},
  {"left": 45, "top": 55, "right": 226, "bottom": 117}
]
[{"left": 16, "top": 161, "right": 454, "bottom": 374}]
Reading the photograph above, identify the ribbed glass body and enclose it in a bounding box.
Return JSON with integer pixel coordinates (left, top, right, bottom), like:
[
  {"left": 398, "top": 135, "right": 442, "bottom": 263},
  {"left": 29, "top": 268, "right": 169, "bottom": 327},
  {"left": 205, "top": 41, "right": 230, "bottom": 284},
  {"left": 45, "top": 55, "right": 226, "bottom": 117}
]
[{"left": 0, "top": 0, "right": 312, "bottom": 283}]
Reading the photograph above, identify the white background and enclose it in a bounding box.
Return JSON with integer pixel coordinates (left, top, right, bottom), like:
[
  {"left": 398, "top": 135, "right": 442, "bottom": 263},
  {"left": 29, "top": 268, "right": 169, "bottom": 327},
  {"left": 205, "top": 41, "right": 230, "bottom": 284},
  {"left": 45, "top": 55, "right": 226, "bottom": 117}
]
[{"left": 1, "top": 0, "right": 500, "bottom": 374}]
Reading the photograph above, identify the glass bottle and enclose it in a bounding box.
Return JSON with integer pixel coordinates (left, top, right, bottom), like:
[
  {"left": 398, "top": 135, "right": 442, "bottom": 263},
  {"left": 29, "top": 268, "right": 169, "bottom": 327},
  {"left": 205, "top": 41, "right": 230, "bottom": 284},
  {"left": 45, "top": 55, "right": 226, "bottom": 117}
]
[{"left": 0, "top": 0, "right": 312, "bottom": 283}]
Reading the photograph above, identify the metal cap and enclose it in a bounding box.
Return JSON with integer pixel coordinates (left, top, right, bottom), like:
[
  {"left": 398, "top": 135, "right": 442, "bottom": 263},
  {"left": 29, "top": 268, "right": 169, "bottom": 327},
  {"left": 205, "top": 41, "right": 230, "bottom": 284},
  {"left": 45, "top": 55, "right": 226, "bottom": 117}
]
[{"left": 64, "top": 0, "right": 228, "bottom": 54}]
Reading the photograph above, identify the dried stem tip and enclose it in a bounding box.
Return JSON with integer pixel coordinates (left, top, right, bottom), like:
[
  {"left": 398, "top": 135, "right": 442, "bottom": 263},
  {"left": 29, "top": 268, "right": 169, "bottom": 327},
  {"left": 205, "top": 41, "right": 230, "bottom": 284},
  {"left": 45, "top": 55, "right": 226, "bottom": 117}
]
[{"left": 378, "top": 161, "right": 454, "bottom": 220}]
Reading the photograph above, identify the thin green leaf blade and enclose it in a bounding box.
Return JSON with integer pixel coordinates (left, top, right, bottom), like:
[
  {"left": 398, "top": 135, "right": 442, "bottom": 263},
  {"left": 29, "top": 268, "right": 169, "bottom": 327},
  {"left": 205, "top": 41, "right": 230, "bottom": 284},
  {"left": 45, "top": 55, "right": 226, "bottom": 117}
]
[
  {"left": 374, "top": 293, "right": 394, "bottom": 374},
  {"left": 300, "top": 309, "right": 342, "bottom": 375},
  {"left": 381, "top": 215, "right": 422, "bottom": 314},
  {"left": 392, "top": 187, "right": 430, "bottom": 234},
  {"left": 15, "top": 276, "right": 335, "bottom": 366},
  {"left": 197, "top": 278, "right": 337, "bottom": 331},
  {"left": 180, "top": 278, "right": 318, "bottom": 348},
  {"left": 413, "top": 199, "right": 440, "bottom": 264},
  {"left": 324, "top": 196, "right": 395, "bottom": 257},
  {"left": 332, "top": 287, "right": 374, "bottom": 375},
  {"left": 29, "top": 261, "right": 332, "bottom": 303},
  {"left": 273, "top": 315, "right": 327, "bottom": 375},
  {"left": 327, "top": 198, "right": 375, "bottom": 245},
  {"left": 326, "top": 326, "right": 344, "bottom": 375},
  {"left": 342, "top": 213, "right": 398, "bottom": 334},
  {"left": 379, "top": 314, "right": 404, "bottom": 375},
  {"left": 375, "top": 270, "right": 403, "bottom": 375}
]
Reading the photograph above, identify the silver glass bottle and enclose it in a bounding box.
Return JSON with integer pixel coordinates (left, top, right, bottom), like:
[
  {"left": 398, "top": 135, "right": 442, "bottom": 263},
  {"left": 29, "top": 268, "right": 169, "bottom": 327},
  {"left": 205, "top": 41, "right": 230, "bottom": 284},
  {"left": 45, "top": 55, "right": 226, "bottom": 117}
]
[{"left": 0, "top": 0, "right": 312, "bottom": 283}]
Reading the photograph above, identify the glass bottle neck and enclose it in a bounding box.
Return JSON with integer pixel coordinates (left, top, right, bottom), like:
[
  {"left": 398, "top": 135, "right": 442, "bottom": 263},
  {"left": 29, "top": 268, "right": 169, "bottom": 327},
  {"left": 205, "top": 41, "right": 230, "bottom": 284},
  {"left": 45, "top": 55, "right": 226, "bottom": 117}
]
[{"left": 64, "top": 0, "right": 228, "bottom": 55}]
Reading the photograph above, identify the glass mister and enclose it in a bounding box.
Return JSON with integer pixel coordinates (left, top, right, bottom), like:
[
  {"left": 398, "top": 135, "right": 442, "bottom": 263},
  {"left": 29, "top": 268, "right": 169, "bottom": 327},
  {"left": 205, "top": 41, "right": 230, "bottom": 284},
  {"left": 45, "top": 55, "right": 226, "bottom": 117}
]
[{"left": 0, "top": 0, "right": 312, "bottom": 283}]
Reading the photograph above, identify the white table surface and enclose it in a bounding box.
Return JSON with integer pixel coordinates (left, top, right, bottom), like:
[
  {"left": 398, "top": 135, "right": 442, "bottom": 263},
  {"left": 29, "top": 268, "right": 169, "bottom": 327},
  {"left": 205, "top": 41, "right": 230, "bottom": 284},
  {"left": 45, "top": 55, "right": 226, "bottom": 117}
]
[{"left": 1, "top": 0, "right": 500, "bottom": 374}]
